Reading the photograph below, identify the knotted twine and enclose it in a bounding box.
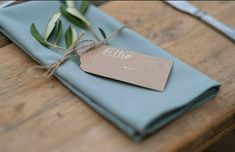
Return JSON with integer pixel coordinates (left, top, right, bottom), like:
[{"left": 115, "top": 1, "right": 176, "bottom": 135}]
[{"left": 27, "top": 26, "right": 126, "bottom": 79}]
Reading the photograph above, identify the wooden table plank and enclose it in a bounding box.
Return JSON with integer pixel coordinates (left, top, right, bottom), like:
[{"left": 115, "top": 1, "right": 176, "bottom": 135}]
[
  {"left": 0, "top": 33, "right": 11, "bottom": 48},
  {"left": 0, "top": 1, "right": 234, "bottom": 152}
]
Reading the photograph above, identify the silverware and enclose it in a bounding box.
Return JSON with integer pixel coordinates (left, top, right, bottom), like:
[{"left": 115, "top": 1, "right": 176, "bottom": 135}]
[
  {"left": 166, "top": 0, "right": 235, "bottom": 42},
  {"left": 0, "top": 1, "right": 15, "bottom": 8}
]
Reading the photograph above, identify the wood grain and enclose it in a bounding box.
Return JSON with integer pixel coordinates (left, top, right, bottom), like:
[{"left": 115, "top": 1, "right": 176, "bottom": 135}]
[
  {"left": 0, "top": 1, "right": 235, "bottom": 152},
  {"left": 0, "top": 33, "right": 11, "bottom": 48}
]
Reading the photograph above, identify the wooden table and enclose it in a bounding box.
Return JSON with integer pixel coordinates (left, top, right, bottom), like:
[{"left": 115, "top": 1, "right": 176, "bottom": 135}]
[{"left": 0, "top": 1, "right": 234, "bottom": 152}]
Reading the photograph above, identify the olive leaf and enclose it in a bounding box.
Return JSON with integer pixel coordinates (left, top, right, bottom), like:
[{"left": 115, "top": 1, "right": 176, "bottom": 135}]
[
  {"left": 60, "top": 5, "right": 90, "bottom": 29},
  {"left": 66, "top": 7, "right": 90, "bottom": 27},
  {"left": 98, "top": 28, "right": 107, "bottom": 39},
  {"left": 60, "top": 1, "right": 101, "bottom": 41},
  {"left": 30, "top": 23, "right": 48, "bottom": 47},
  {"left": 54, "top": 20, "right": 63, "bottom": 44},
  {"left": 65, "top": 0, "right": 75, "bottom": 8},
  {"left": 65, "top": 26, "right": 77, "bottom": 48},
  {"left": 45, "top": 12, "right": 61, "bottom": 40},
  {"left": 80, "top": 1, "right": 89, "bottom": 14}
]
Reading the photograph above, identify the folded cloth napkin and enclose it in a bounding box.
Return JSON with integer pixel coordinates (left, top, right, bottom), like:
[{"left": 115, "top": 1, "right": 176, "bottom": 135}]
[{"left": 0, "top": 1, "right": 220, "bottom": 141}]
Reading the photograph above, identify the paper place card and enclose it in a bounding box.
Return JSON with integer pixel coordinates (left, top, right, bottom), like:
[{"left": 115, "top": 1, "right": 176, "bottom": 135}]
[{"left": 80, "top": 45, "right": 173, "bottom": 91}]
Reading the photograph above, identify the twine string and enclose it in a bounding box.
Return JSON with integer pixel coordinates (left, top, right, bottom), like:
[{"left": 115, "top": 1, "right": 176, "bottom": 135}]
[{"left": 28, "top": 26, "right": 126, "bottom": 78}]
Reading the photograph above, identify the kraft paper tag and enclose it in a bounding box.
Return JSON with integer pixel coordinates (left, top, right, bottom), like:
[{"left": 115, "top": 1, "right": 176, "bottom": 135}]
[{"left": 80, "top": 45, "right": 173, "bottom": 91}]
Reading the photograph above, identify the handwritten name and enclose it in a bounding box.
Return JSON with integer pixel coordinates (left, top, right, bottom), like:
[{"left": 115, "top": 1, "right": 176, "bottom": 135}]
[{"left": 102, "top": 48, "right": 132, "bottom": 60}]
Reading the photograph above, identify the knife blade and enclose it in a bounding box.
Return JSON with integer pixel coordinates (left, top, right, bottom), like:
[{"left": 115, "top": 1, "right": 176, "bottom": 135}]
[
  {"left": 0, "top": 1, "right": 15, "bottom": 8},
  {"left": 166, "top": 0, "right": 235, "bottom": 42}
]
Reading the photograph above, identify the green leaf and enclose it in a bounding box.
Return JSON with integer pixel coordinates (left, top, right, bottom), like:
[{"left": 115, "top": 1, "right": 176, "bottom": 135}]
[
  {"left": 71, "top": 27, "right": 77, "bottom": 44},
  {"left": 45, "top": 12, "right": 61, "bottom": 40},
  {"left": 80, "top": 1, "right": 89, "bottom": 14},
  {"left": 30, "top": 23, "right": 47, "bottom": 46},
  {"left": 65, "top": 0, "right": 75, "bottom": 8},
  {"left": 65, "top": 26, "right": 77, "bottom": 48},
  {"left": 98, "top": 28, "right": 107, "bottom": 39},
  {"left": 54, "top": 20, "right": 63, "bottom": 44},
  {"left": 60, "top": 5, "right": 89, "bottom": 29},
  {"left": 66, "top": 7, "right": 90, "bottom": 27}
]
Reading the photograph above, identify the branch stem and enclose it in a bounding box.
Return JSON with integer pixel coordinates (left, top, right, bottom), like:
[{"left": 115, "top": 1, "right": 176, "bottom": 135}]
[{"left": 44, "top": 40, "right": 68, "bottom": 52}]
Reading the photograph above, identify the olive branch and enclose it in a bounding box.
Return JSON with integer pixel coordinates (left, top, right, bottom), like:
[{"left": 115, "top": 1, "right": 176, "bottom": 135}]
[{"left": 30, "top": 0, "right": 107, "bottom": 50}]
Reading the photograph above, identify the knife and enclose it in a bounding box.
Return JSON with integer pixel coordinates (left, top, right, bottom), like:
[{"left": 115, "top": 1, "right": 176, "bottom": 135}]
[
  {"left": 0, "top": 1, "right": 15, "bottom": 8},
  {"left": 165, "top": 0, "right": 235, "bottom": 42}
]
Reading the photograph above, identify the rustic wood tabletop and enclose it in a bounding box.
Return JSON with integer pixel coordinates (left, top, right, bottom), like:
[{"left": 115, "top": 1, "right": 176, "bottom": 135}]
[{"left": 0, "top": 1, "right": 234, "bottom": 152}]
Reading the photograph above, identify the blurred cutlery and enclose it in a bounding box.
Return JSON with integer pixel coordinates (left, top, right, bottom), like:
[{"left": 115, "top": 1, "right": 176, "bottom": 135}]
[
  {"left": 166, "top": 0, "right": 235, "bottom": 42},
  {"left": 0, "top": 1, "right": 15, "bottom": 8}
]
